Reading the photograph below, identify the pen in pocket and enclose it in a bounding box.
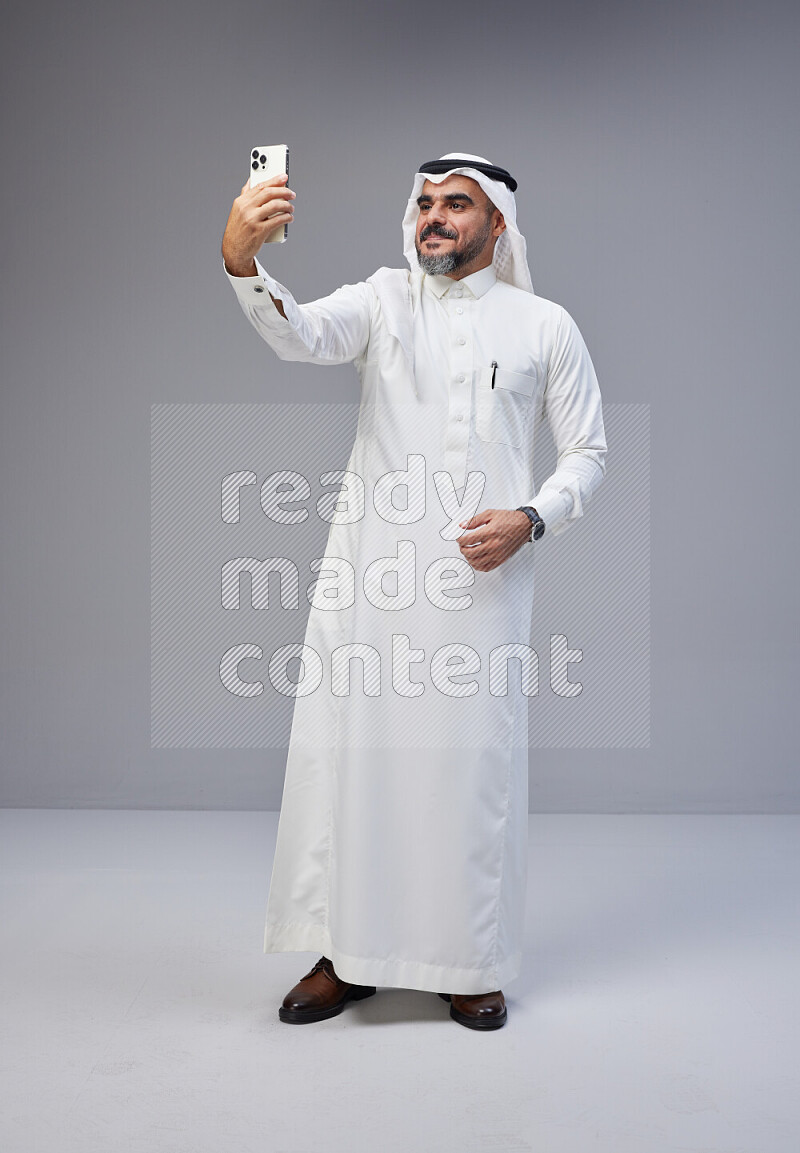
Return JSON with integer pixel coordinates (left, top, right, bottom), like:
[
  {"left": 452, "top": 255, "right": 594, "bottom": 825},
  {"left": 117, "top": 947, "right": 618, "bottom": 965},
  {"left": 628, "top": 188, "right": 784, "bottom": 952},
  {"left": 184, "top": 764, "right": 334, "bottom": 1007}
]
[{"left": 491, "top": 361, "right": 497, "bottom": 389}]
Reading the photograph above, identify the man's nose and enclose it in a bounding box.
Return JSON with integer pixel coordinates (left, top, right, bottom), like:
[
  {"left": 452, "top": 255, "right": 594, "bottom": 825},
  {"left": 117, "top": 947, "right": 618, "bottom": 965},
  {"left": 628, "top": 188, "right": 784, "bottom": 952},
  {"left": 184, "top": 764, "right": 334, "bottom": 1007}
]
[{"left": 426, "top": 201, "right": 448, "bottom": 224}]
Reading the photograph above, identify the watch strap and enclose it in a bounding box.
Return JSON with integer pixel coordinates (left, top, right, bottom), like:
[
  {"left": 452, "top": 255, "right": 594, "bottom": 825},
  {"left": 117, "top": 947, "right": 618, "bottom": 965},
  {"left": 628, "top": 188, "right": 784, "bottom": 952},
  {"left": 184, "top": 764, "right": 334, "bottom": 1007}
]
[{"left": 515, "top": 505, "right": 546, "bottom": 541}]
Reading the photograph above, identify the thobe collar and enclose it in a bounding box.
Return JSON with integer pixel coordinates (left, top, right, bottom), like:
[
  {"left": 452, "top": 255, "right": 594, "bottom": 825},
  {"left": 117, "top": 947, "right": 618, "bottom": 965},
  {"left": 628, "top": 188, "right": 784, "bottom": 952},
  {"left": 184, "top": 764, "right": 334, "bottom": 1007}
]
[{"left": 423, "top": 264, "right": 497, "bottom": 300}]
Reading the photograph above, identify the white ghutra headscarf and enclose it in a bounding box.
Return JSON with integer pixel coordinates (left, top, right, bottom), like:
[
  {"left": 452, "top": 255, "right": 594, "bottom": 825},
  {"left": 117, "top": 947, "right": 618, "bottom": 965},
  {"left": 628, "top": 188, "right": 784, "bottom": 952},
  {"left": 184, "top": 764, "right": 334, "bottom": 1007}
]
[{"left": 401, "top": 152, "right": 534, "bottom": 294}]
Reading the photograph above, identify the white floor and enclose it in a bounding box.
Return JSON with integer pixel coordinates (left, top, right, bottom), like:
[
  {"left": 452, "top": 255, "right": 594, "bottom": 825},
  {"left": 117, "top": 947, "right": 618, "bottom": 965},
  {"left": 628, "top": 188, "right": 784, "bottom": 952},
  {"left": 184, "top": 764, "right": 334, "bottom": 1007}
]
[{"left": 1, "top": 811, "right": 798, "bottom": 1153}]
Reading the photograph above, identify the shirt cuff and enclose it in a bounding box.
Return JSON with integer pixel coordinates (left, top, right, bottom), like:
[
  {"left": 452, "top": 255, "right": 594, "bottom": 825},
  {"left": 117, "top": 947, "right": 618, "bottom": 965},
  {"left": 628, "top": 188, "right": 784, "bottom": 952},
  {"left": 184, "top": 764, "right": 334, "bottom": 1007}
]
[
  {"left": 522, "top": 489, "right": 568, "bottom": 534},
  {"left": 223, "top": 257, "right": 284, "bottom": 309}
]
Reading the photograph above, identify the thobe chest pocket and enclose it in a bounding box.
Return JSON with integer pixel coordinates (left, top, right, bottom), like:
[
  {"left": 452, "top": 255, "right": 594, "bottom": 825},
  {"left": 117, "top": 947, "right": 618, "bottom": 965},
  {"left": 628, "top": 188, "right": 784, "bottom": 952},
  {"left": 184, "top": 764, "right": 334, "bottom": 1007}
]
[{"left": 475, "top": 365, "right": 539, "bottom": 448}]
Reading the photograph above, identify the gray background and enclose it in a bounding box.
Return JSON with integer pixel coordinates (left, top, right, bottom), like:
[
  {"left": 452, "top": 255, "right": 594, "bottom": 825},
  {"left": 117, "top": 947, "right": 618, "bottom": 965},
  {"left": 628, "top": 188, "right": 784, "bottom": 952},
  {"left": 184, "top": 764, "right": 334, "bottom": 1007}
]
[{"left": 1, "top": 0, "right": 796, "bottom": 810}]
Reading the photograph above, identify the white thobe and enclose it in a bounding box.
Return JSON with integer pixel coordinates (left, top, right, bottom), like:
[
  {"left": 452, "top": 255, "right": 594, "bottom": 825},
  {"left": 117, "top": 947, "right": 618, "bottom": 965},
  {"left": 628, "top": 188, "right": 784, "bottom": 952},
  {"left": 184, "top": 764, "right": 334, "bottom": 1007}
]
[{"left": 225, "top": 258, "right": 607, "bottom": 994}]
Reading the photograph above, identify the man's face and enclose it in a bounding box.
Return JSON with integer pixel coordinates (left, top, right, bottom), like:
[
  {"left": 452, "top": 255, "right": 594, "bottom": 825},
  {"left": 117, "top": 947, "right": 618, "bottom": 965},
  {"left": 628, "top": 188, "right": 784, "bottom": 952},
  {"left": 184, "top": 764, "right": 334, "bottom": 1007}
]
[{"left": 414, "top": 175, "right": 506, "bottom": 279}]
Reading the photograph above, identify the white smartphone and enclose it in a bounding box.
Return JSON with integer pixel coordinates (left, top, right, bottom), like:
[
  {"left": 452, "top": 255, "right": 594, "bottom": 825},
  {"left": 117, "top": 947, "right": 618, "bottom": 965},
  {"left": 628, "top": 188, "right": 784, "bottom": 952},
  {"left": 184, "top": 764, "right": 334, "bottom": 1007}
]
[{"left": 249, "top": 145, "right": 290, "bottom": 244}]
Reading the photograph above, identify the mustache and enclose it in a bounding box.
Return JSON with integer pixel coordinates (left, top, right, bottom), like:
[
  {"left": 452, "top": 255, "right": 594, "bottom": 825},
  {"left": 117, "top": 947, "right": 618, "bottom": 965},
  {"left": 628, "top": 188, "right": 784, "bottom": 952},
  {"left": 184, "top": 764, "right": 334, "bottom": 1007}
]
[{"left": 420, "top": 224, "right": 457, "bottom": 241}]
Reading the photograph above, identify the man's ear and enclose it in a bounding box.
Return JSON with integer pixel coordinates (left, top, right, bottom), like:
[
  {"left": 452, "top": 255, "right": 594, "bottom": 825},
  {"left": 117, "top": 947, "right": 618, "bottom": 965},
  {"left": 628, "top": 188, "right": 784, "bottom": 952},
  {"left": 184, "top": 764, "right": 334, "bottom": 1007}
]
[{"left": 493, "top": 211, "right": 506, "bottom": 238}]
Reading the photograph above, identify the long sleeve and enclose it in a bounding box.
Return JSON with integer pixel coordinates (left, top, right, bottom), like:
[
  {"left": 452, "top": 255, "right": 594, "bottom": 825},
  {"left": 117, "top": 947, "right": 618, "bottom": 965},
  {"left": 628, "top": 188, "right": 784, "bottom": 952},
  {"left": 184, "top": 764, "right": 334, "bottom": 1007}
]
[
  {"left": 525, "top": 306, "right": 607, "bottom": 537},
  {"left": 224, "top": 256, "right": 373, "bottom": 366}
]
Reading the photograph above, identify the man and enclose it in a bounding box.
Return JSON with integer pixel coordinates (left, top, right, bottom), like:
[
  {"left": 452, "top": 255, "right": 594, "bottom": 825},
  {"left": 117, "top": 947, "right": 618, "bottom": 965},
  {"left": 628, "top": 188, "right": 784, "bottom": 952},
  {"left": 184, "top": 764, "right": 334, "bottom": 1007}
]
[{"left": 221, "top": 153, "right": 607, "bottom": 1030}]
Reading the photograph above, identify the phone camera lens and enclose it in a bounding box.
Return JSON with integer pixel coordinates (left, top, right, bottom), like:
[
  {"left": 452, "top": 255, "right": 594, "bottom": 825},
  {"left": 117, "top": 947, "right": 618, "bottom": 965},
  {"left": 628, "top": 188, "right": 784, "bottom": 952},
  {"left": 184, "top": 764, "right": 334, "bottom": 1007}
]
[
  {"left": 251, "top": 160, "right": 258, "bottom": 170},
  {"left": 252, "top": 149, "right": 259, "bottom": 159},
  {"left": 260, "top": 154, "right": 267, "bottom": 165}
]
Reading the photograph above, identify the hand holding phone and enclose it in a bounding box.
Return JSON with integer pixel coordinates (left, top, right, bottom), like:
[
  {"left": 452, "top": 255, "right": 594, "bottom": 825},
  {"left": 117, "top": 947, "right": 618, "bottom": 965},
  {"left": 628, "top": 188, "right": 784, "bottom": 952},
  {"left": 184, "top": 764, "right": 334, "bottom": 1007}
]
[
  {"left": 221, "top": 145, "right": 294, "bottom": 276},
  {"left": 249, "top": 145, "right": 290, "bottom": 244}
]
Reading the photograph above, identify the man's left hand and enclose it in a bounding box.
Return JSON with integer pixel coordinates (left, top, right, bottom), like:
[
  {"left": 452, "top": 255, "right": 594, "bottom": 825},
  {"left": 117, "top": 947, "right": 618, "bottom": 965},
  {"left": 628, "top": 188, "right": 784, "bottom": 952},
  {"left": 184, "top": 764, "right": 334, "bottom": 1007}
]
[{"left": 457, "top": 509, "right": 533, "bottom": 572}]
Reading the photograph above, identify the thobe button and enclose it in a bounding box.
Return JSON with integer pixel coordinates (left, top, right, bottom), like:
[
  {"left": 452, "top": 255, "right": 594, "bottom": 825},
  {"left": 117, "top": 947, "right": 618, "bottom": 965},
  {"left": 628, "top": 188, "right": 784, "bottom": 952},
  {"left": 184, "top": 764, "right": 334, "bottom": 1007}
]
[
  {"left": 457, "top": 414, "right": 464, "bottom": 422},
  {"left": 456, "top": 374, "right": 465, "bottom": 382},
  {"left": 456, "top": 307, "right": 464, "bottom": 315},
  {"left": 457, "top": 337, "right": 466, "bottom": 346},
  {"left": 254, "top": 285, "right": 265, "bottom": 293},
  {"left": 453, "top": 289, "right": 463, "bottom": 298}
]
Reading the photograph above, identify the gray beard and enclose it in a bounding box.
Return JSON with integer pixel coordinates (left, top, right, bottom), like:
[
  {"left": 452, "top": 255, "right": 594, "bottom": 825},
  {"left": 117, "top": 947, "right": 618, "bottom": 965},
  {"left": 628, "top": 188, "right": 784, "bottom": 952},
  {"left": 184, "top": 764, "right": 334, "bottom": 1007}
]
[
  {"left": 416, "top": 249, "right": 459, "bottom": 275},
  {"left": 415, "top": 216, "right": 493, "bottom": 276}
]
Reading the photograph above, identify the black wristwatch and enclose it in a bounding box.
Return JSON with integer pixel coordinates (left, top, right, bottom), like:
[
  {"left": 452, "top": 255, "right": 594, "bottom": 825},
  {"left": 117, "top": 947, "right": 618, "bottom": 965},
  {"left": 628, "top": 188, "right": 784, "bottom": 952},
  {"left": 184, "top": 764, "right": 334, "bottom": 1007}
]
[{"left": 515, "top": 505, "right": 546, "bottom": 541}]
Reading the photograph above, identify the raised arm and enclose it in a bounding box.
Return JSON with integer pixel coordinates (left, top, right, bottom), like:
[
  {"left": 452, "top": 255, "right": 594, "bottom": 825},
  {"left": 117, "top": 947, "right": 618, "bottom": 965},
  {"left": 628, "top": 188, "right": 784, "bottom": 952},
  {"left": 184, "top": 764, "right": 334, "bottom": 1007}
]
[{"left": 221, "top": 173, "right": 372, "bottom": 365}]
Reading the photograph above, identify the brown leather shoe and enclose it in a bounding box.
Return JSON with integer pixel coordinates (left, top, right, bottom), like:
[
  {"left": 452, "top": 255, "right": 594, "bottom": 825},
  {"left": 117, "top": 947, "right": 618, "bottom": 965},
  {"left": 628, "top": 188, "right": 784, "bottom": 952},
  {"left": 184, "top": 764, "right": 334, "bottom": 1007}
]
[
  {"left": 438, "top": 990, "right": 507, "bottom": 1029},
  {"left": 279, "top": 956, "right": 377, "bottom": 1023}
]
